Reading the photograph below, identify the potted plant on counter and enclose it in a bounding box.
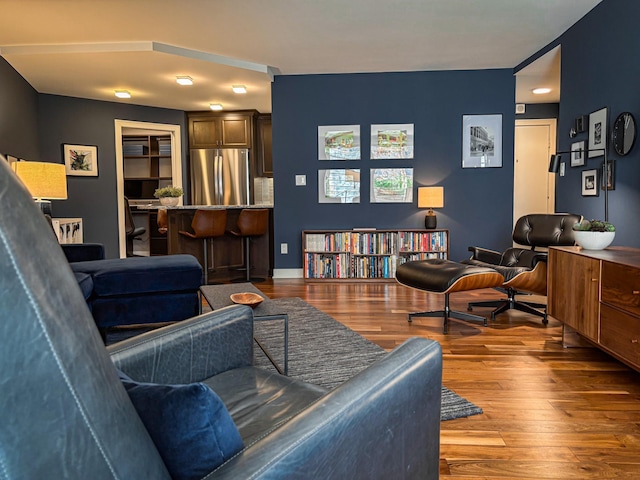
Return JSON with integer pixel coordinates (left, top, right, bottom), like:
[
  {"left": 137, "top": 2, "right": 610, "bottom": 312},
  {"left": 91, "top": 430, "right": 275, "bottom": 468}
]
[
  {"left": 572, "top": 219, "right": 616, "bottom": 250},
  {"left": 154, "top": 185, "right": 184, "bottom": 206}
]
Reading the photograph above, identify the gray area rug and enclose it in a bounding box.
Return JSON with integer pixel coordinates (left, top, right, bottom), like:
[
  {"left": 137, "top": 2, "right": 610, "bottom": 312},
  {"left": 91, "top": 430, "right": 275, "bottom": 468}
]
[{"left": 251, "top": 297, "right": 483, "bottom": 421}]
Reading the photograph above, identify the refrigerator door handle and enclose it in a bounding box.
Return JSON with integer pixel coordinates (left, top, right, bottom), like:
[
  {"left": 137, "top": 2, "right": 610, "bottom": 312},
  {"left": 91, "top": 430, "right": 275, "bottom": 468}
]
[{"left": 217, "top": 152, "right": 224, "bottom": 205}]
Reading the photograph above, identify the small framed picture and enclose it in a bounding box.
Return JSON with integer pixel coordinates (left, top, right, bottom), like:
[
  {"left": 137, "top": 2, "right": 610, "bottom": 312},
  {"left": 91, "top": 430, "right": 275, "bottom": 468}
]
[
  {"left": 582, "top": 169, "right": 599, "bottom": 196},
  {"left": 571, "top": 141, "right": 585, "bottom": 167},
  {"left": 462, "top": 114, "right": 503, "bottom": 168},
  {"left": 63, "top": 144, "right": 98, "bottom": 176},
  {"left": 601, "top": 160, "right": 615, "bottom": 191},
  {"left": 588, "top": 107, "right": 607, "bottom": 158}
]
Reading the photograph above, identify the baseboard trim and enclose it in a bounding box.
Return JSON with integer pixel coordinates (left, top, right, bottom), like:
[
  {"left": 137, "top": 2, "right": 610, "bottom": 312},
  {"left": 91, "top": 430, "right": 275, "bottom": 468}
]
[{"left": 273, "top": 268, "right": 304, "bottom": 279}]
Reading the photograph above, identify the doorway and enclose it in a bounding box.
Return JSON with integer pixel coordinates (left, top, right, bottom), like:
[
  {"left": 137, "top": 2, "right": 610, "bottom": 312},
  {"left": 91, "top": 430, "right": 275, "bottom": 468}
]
[
  {"left": 513, "top": 119, "right": 557, "bottom": 228},
  {"left": 114, "top": 120, "right": 182, "bottom": 258}
]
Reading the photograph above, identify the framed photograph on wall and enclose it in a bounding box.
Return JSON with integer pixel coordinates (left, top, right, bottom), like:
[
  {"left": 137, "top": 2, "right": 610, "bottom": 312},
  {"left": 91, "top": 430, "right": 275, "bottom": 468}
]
[
  {"left": 63, "top": 144, "right": 98, "bottom": 176},
  {"left": 571, "top": 141, "right": 585, "bottom": 167},
  {"left": 462, "top": 114, "right": 502, "bottom": 168},
  {"left": 369, "top": 168, "right": 413, "bottom": 203},
  {"left": 588, "top": 107, "right": 607, "bottom": 158},
  {"left": 581, "top": 169, "right": 599, "bottom": 196},
  {"left": 601, "top": 160, "right": 615, "bottom": 191},
  {"left": 370, "top": 124, "right": 414, "bottom": 159},
  {"left": 318, "top": 125, "right": 361, "bottom": 160},
  {"left": 318, "top": 168, "right": 360, "bottom": 203}
]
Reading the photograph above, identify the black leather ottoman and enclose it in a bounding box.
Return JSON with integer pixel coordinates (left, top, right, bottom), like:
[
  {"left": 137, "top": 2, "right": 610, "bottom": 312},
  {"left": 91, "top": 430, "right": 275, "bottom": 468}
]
[{"left": 396, "top": 259, "right": 504, "bottom": 333}]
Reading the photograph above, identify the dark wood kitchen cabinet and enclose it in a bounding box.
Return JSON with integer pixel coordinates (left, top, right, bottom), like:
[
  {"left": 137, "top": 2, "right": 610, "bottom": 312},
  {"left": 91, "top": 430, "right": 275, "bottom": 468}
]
[
  {"left": 188, "top": 111, "right": 258, "bottom": 149},
  {"left": 257, "top": 114, "right": 273, "bottom": 176}
]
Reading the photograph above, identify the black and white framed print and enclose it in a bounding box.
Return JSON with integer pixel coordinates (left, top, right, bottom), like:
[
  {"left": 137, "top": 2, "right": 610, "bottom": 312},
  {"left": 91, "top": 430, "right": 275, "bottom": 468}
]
[
  {"left": 601, "top": 160, "right": 615, "bottom": 191},
  {"left": 571, "top": 141, "right": 585, "bottom": 167},
  {"left": 462, "top": 114, "right": 502, "bottom": 168},
  {"left": 582, "top": 169, "right": 599, "bottom": 196},
  {"left": 588, "top": 107, "right": 607, "bottom": 158}
]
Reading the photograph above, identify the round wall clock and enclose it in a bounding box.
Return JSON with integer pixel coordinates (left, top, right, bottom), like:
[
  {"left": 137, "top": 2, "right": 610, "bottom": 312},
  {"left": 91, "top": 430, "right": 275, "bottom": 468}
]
[{"left": 612, "top": 112, "right": 636, "bottom": 156}]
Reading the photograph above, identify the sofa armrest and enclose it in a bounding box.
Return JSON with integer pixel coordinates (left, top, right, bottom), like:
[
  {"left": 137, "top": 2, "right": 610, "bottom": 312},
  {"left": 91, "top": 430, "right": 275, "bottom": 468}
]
[
  {"left": 468, "top": 246, "right": 502, "bottom": 264},
  {"left": 210, "top": 337, "right": 442, "bottom": 480},
  {"left": 108, "top": 305, "right": 254, "bottom": 383},
  {"left": 62, "top": 243, "right": 105, "bottom": 262}
]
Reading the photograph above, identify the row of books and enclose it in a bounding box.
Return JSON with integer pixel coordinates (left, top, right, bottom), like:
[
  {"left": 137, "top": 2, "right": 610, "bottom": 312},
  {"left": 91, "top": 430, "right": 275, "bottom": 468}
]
[
  {"left": 304, "top": 251, "right": 447, "bottom": 279},
  {"left": 397, "top": 231, "right": 447, "bottom": 252},
  {"left": 304, "top": 253, "right": 350, "bottom": 279},
  {"left": 304, "top": 230, "right": 447, "bottom": 254}
]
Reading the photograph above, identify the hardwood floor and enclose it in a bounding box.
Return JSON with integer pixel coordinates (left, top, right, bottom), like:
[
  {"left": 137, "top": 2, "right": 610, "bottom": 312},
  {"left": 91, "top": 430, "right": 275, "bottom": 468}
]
[{"left": 256, "top": 279, "right": 640, "bottom": 479}]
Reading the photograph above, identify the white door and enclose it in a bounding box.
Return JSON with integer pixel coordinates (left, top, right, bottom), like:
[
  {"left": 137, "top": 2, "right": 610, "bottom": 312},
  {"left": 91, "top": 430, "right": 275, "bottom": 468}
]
[{"left": 513, "top": 119, "right": 557, "bottom": 231}]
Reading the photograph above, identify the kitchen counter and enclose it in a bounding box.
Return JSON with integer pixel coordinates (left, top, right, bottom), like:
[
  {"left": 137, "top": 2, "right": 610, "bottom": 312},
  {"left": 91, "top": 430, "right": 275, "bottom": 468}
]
[{"left": 161, "top": 206, "right": 273, "bottom": 282}]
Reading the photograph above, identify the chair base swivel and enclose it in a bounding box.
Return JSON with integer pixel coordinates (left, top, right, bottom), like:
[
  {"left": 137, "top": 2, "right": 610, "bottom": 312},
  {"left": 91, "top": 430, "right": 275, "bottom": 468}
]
[
  {"left": 468, "top": 289, "right": 548, "bottom": 324},
  {"left": 409, "top": 294, "right": 487, "bottom": 334}
]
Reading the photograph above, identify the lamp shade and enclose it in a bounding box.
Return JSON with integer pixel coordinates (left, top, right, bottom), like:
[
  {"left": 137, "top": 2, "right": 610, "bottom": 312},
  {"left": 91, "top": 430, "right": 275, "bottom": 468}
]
[
  {"left": 417, "top": 186, "right": 444, "bottom": 209},
  {"left": 13, "top": 161, "right": 68, "bottom": 201}
]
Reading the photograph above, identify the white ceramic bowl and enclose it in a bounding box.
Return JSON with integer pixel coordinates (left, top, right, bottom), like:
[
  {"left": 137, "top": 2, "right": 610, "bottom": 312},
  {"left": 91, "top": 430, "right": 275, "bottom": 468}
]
[
  {"left": 573, "top": 231, "right": 615, "bottom": 250},
  {"left": 159, "top": 197, "right": 180, "bottom": 206}
]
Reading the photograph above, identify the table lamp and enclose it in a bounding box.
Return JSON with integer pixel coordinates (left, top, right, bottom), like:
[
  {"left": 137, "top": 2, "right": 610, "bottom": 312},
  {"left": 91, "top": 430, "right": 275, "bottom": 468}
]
[
  {"left": 13, "top": 161, "right": 68, "bottom": 215},
  {"left": 418, "top": 186, "right": 444, "bottom": 229}
]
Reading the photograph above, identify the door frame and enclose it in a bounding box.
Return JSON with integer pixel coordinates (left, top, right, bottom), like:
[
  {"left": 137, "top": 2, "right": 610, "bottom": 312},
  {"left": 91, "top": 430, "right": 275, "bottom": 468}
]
[
  {"left": 114, "top": 119, "right": 182, "bottom": 258},
  {"left": 513, "top": 118, "right": 557, "bottom": 227}
]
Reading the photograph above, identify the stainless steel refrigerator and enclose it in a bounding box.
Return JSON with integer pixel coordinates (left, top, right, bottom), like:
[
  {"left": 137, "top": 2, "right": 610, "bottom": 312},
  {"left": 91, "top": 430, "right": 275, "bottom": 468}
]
[{"left": 190, "top": 148, "right": 250, "bottom": 205}]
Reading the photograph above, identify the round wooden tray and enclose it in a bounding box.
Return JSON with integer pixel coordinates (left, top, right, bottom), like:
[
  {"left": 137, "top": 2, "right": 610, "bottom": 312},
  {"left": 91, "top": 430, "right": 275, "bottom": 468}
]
[{"left": 230, "top": 292, "right": 264, "bottom": 308}]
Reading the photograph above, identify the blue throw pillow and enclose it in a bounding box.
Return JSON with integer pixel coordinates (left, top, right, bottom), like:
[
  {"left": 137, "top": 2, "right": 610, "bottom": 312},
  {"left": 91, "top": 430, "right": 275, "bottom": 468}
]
[{"left": 118, "top": 371, "right": 243, "bottom": 480}]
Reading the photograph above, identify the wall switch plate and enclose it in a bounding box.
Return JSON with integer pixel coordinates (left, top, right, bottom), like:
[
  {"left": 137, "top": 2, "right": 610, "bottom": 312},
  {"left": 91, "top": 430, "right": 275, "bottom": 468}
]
[
  {"left": 280, "top": 243, "right": 288, "bottom": 254},
  {"left": 560, "top": 162, "right": 566, "bottom": 176},
  {"left": 295, "top": 175, "right": 306, "bottom": 186}
]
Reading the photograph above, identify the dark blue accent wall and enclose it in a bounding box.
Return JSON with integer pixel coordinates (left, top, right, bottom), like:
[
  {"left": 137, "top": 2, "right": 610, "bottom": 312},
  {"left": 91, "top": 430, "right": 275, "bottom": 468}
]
[
  {"left": 37, "top": 95, "right": 187, "bottom": 258},
  {"left": 272, "top": 70, "right": 516, "bottom": 268},
  {"left": 553, "top": 0, "right": 640, "bottom": 247},
  {"left": 0, "top": 57, "right": 39, "bottom": 159}
]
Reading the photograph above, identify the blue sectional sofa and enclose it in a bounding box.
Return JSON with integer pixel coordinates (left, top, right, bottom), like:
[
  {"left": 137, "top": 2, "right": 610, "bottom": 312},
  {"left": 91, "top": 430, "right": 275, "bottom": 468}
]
[{"left": 61, "top": 243, "right": 202, "bottom": 335}]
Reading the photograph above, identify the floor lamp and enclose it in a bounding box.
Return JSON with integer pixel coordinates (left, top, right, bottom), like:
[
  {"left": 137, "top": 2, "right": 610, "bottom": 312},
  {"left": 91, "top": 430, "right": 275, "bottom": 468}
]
[{"left": 549, "top": 148, "right": 609, "bottom": 222}]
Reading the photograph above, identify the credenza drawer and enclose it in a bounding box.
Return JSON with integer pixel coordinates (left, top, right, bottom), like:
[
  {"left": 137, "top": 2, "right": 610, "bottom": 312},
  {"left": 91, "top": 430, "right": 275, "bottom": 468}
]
[
  {"left": 600, "top": 304, "right": 640, "bottom": 368},
  {"left": 601, "top": 261, "right": 640, "bottom": 316}
]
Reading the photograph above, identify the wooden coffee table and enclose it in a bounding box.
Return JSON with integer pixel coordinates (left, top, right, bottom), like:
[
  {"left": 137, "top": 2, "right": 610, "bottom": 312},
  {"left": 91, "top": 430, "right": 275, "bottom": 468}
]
[{"left": 199, "top": 283, "right": 288, "bottom": 375}]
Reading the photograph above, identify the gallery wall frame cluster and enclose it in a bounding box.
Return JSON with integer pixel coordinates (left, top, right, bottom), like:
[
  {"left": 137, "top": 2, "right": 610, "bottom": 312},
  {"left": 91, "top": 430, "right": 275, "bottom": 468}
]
[
  {"left": 569, "top": 107, "right": 634, "bottom": 198},
  {"left": 316, "top": 115, "right": 504, "bottom": 205},
  {"left": 317, "top": 123, "right": 414, "bottom": 204}
]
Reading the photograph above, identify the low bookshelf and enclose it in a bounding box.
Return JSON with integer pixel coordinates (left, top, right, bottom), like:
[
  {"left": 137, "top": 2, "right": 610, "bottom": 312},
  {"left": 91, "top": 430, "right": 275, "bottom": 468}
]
[{"left": 302, "top": 229, "right": 449, "bottom": 281}]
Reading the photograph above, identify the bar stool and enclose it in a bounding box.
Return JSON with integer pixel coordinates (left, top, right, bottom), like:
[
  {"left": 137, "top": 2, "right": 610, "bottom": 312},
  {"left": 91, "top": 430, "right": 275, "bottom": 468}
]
[
  {"left": 228, "top": 209, "right": 269, "bottom": 283},
  {"left": 179, "top": 209, "right": 227, "bottom": 285},
  {"left": 156, "top": 208, "right": 168, "bottom": 235}
]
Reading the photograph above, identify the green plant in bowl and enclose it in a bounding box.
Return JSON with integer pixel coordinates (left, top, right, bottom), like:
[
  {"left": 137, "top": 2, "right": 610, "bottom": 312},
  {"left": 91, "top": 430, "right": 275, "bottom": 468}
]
[
  {"left": 154, "top": 186, "right": 184, "bottom": 198},
  {"left": 572, "top": 219, "right": 615, "bottom": 250},
  {"left": 572, "top": 219, "right": 615, "bottom": 232}
]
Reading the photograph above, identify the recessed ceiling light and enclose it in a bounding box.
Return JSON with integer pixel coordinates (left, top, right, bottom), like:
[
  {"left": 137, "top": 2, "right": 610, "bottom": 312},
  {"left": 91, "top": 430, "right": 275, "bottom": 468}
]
[
  {"left": 532, "top": 87, "right": 552, "bottom": 95},
  {"left": 114, "top": 90, "right": 131, "bottom": 98},
  {"left": 232, "top": 85, "right": 247, "bottom": 94},
  {"left": 176, "top": 76, "right": 193, "bottom": 86},
  {"left": 209, "top": 103, "right": 223, "bottom": 111}
]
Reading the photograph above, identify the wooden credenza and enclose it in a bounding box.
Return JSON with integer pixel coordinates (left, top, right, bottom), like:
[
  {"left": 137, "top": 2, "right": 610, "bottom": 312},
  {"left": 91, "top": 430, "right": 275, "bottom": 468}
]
[{"left": 548, "top": 246, "right": 640, "bottom": 371}]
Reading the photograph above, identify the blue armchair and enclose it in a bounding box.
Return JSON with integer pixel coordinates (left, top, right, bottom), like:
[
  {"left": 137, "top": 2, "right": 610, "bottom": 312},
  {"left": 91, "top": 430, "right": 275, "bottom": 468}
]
[{"left": 1, "top": 158, "right": 443, "bottom": 479}]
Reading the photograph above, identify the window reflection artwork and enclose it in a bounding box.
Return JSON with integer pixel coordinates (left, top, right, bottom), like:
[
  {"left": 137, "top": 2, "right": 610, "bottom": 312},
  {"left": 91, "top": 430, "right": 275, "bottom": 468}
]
[
  {"left": 318, "top": 169, "right": 360, "bottom": 203},
  {"left": 370, "top": 124, "right": 414, "bottom": 159},
  {"left": 318, "top": 125, "right": 361, "bottom": 160},
  {"left": 370, "top": 168, "right": 413, "bottom": 203}
]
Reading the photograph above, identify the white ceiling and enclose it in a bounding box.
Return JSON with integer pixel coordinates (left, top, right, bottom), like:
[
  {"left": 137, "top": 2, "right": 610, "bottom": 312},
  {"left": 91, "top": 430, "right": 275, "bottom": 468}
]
[{"left": 0, "top": 0, "right": 601, "bottom": 113}]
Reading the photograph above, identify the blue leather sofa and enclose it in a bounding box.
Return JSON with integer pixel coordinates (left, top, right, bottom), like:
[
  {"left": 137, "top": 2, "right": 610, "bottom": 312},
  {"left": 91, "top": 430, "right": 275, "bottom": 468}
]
[
  {"left": 1, "top": 160, "right": 443, "bottom": 479},
  {"left": 60, "top": 239, "right": 202, "bottom": 335}
]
